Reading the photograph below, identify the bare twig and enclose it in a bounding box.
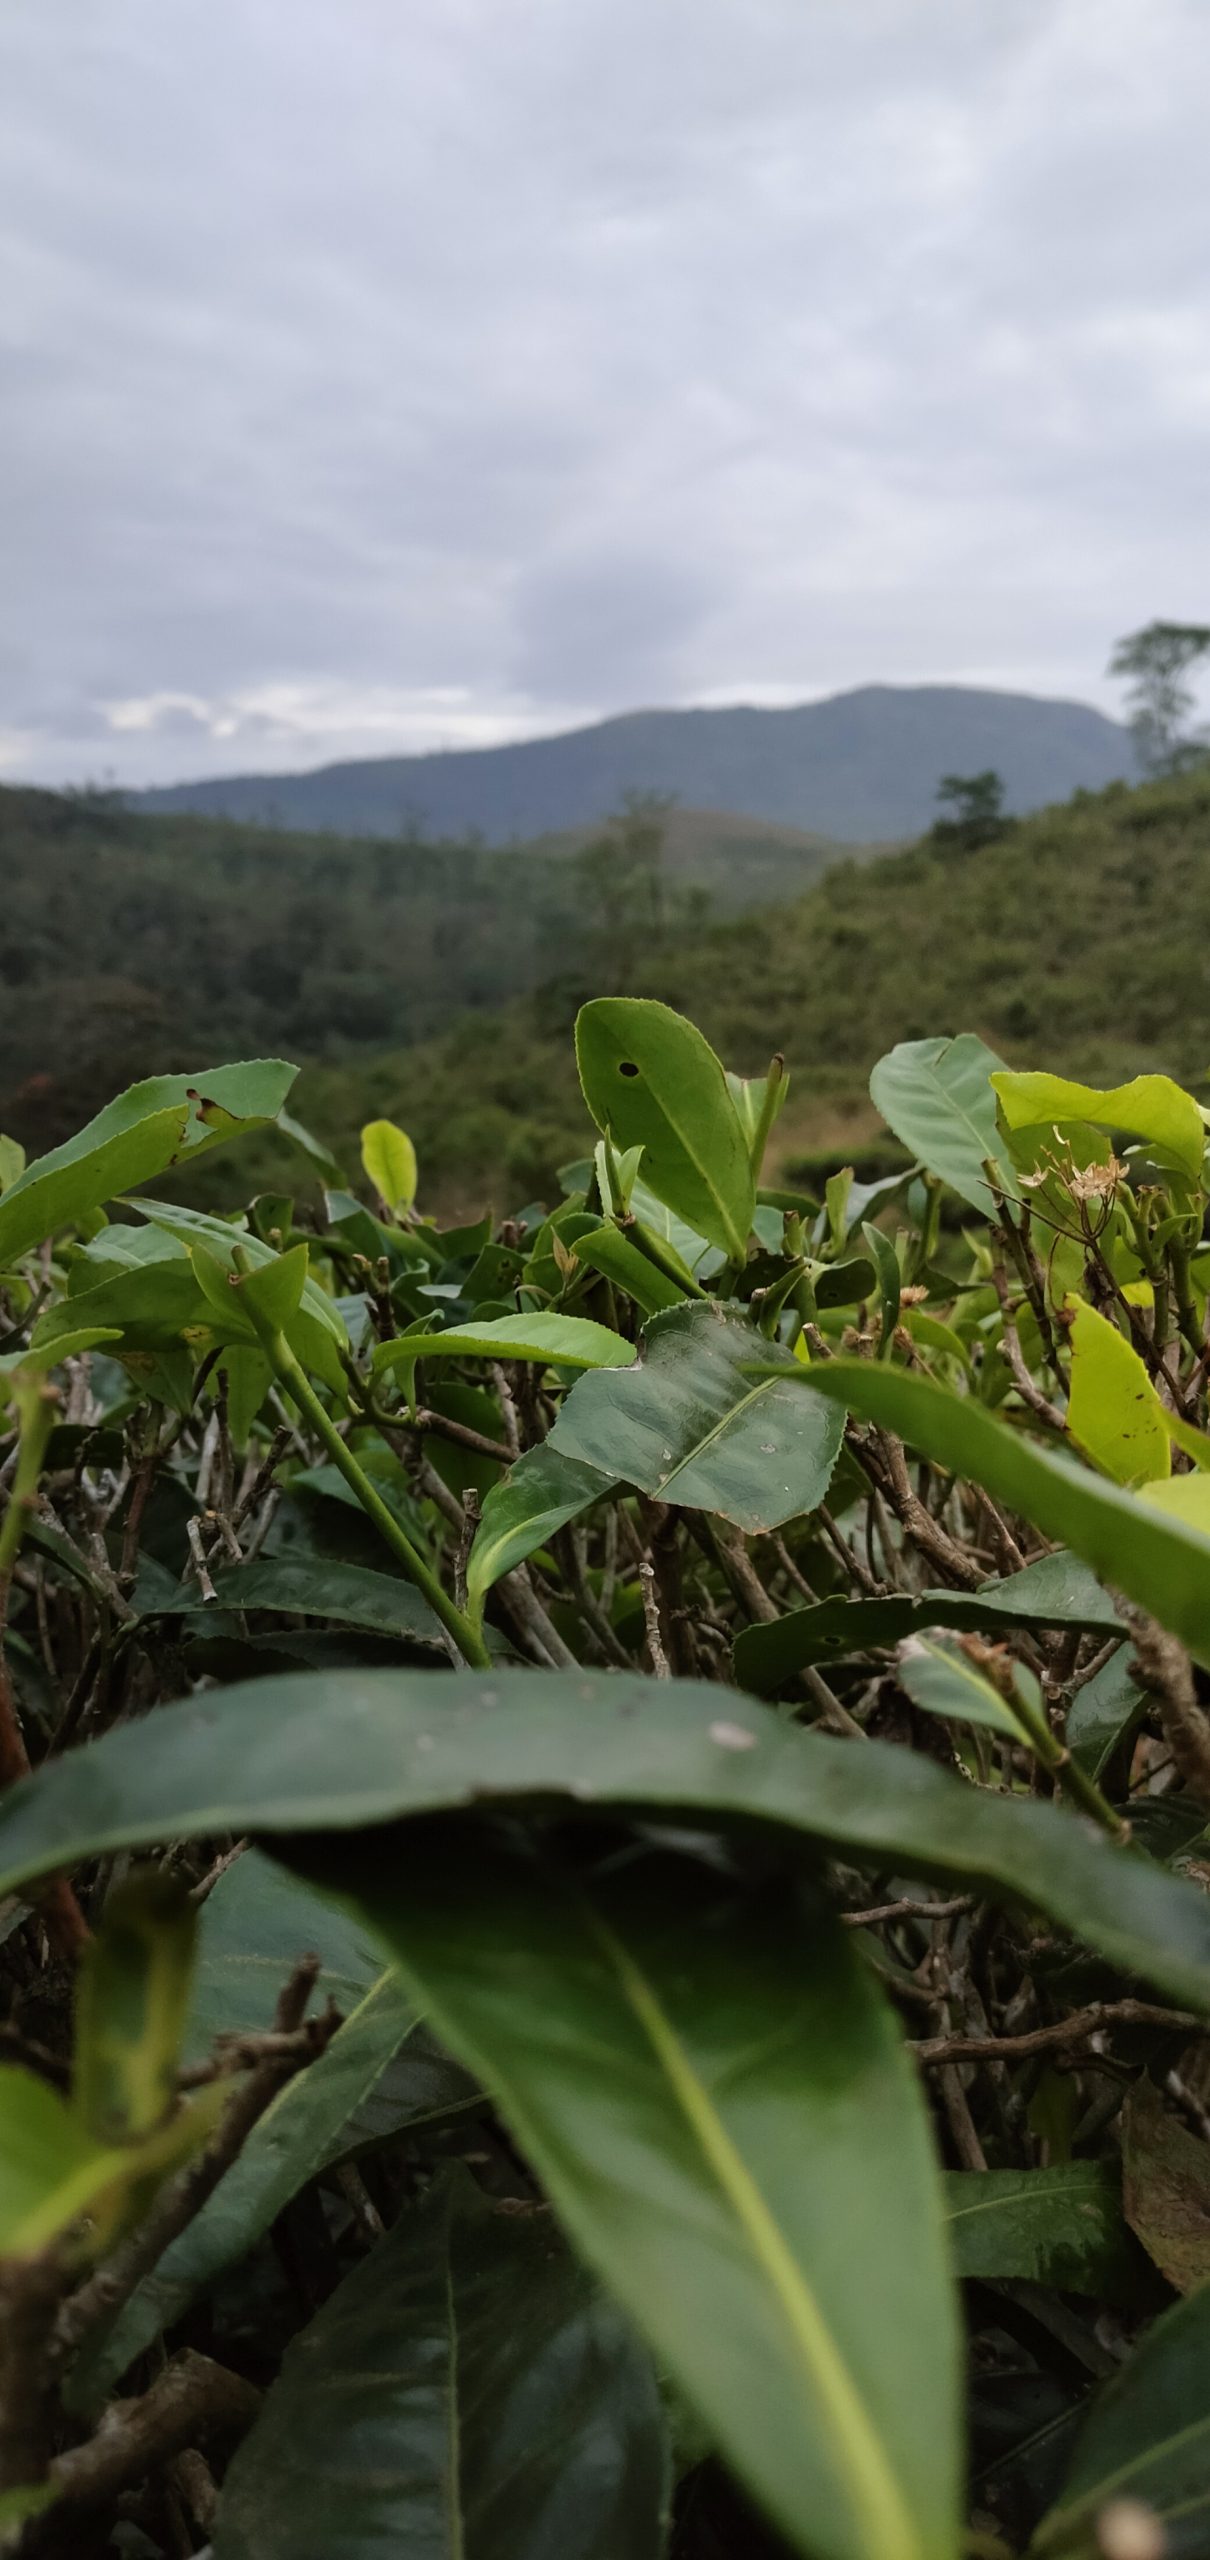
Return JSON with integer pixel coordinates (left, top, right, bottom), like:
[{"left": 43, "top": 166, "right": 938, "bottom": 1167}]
[{"left": 911, "top": 1998, "right": 1206, "bottom": 2066}]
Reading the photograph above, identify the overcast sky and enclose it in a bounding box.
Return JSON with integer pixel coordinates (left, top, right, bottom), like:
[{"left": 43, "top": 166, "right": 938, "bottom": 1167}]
[{"left": 3, "top": 0, "right": 1209, "bottom": 787}]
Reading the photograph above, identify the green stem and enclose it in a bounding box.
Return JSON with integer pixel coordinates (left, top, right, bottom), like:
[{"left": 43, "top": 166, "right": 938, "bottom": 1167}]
[
  {"left": 748, "top": 1053, "right": 786, "bottom": 1181},
  {"left": 267, "top": 1335, "right": 491, "bottom": 1669},
  {"left": 1007, "top": 1686, "right": 1128, "bottom": 1840}
]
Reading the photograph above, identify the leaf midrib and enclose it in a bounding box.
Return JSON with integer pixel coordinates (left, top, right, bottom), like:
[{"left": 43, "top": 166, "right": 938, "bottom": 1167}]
[{"left": 587, "top": 1906, "right": 924, "bottom": 2560}]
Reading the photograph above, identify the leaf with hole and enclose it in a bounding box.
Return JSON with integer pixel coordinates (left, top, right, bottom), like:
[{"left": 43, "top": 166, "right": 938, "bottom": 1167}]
[{"left": 576, "top": 999, "right": 755, "bottom": 1261}]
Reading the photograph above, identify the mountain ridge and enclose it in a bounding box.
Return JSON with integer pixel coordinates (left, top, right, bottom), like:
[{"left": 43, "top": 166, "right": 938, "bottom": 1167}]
[{"left": 131, "top": 681, "right": 1134, "bottom": 843}]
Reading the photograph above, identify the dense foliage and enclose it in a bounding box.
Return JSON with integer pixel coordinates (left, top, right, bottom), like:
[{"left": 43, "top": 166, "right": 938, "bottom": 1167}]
[
  {"left": 2, "top": 997, "right": 1210, "bottom": 2557},
  {"left": 0, "top": 786, "right": 844, "bottom": 1167}
]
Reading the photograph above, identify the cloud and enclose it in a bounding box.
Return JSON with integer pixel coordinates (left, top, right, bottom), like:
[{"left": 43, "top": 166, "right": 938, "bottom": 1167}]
[{"left": 2, "top": 0, "right": 1209, "bottom": 785}]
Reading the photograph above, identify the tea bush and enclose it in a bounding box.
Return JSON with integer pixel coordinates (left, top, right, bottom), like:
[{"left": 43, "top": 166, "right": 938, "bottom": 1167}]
[{"left": 1, "top": 1003, "right": 1209, "bottom": 2559}]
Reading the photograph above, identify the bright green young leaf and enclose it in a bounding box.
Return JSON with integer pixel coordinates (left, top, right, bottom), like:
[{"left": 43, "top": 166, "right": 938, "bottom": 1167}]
[
  {"left": 468, "top": 1441, "right": 613, "bottom": 1614},
  {"left": 0, "top": 1135, "right": 26, "bottom": 1195},
  {"left": 132, "top": 1198, "right": 348, "bottom": 1390},
  {"left": 0, "top": 1062, "right": 297, "bottom": 1268},
  {"left": 5, "top": 1668, "right": 1210, "bottom": 2010},
  {"left": 942, "top": 2164, "right": 1137, "bottom": 2298},
  {"left": 213, "top": 2165, "right": 669, "bottom": 2560},
  {"left": 992, "top": 1067, "right": 1205, "bottom": 1182},
  {"left": 1140, "top": 1470, "right": 1210, "bottom": 1532},
  {"left": 73, "top": 1870, "right": 197, "bottom": 2145},
  {"left": 1032, "top": 2285, "right": 1210, "bottom": 2556},
  {"left": 360, "top": 1118, "right": 418, "bottom": 1217},
  {"left": 773, "top": 1358, "right": 1210, "bottom": 1670},
  {"left": 0, "top": 2064, "right": 219, "bottom": 2262},
  {"left": 296, "top": 1824, "right": 959, "bottom": 2560},
  {"left": 869, "top": 1034, "right": 1017, "bottom": 1213},
  {"left": 576, "top": 999, "right": 756, "bottom": 1261},
  {"left": 374, "top": 1311, "right": 635, "bottom": 1375},
  {"left": 895, "top": 1635, "right": 1022, "bottom": 1738},
  {"left": 1066, "top": 1300, "right": 1170, "bottom": 1487},
  {"left": 550, "top": 1303, "right": 843, "bottom": 1533}
]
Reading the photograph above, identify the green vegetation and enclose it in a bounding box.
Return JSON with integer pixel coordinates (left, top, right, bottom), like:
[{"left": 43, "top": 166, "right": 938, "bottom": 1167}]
[
  {"left": 2, "top": 993, "right": 1210, "bottom": 2556},
  {"left": 0, "top": 783, "right": 858, "bottom": 1163},
  {"left": 288, "top": 759, "right": 1210, "bottom": 1210}
]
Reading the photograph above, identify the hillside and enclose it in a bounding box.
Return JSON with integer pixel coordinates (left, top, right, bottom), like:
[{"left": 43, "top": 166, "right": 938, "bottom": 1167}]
[
  {"left": 286, "top": 765, "right": 1210, "bottom": 1209},
  {"left": 0, "top": 786, "right": 860, "bottom": 1156},
  {"left": 131, "top": 683, "right": 1133, "bottom": 843}
]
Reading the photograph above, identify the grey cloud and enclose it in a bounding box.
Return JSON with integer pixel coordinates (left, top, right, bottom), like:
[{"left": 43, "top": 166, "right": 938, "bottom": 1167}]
[{"left": 2, "top": 0, "right": 1209, "bottom": 785}]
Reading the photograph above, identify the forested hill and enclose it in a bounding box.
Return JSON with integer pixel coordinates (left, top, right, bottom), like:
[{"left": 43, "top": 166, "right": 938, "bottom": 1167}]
[
  {"left": 292, "top": 764, "right": 1210, "bottom": 1209},
  {"left": 131, "top": 683, "right": 1132, "bottom": 842},
  {"left": 0, "top": 786, "right": 865, "bottom": 1155}
]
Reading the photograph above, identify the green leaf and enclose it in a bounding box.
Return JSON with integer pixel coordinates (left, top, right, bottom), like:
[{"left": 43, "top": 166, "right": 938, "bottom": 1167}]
[
  {"left": 360, "top": 1117, "right": 417, "bottom": 1217},
  {"left": 942, "top": 2163, "right": 1137, "bottom": 2297},
  {"left": 1032, "top": 2286, "right": 1210, "bottom": 2556},
  {"left": 179, "top": 1557, "right": 448, "bottom": 1652},
  {"left": 992, "top": 1067, "right": 1205, "bottom": 1182},
  {"left": 192, "top": 1240, "right": 310, "bottom": 1345},
  {"left": 869, "top": 1034, "right": 1017, "bottom": 1213},
  {"left": 573, "top": 1219, "right": 690, "bottom": 1313},
  {"left": 1067, "top": 1646, "right": 1144, "bottom": 1781},
  {"left": 468, "top": 1442, "right": 613, "bottom": 1613},
  {"left": 735, "top": 1555, "right": 1122, "bottom": 1694},
  {"left": 0, "top": 2064, "right": 218, "bottom": 2261},
  {"left": 1140, "top": 1470, "right": 1210, "bottom": 1532},
  {"left": 550, "top": 1304, "right": 844, "bottom": 1534},
  {"left": 68, "top": 1854, "right": 475, "bottom": 2412},
  {"left": 895, "top": 1635, "right": 1022, "bottom": 1738},
  {"left": 374, "top": 1311, "right": 635, "bottom": 1375},
  {"left": 297, "top": 1825, "right": 959, "bottom": 2560},
  {"left": 1121, "top": 2078, "right": 1210, "bottom": 2296},
  {"left": 73, "top": 1870, "right": 196, "bottom": 2145},
  {"left": 0, "top": 1062, "right": 297, "bottom": 1268},
  {"left": 576, "top": 999, "right": 756, "bottom": 1261},
  {"left": 132, "top": 1198, "right": 348, "bottom": 1390},
  {"left": 6, "top": 1667, "right": 1210, "bottom": 2009},
  {"left": 775, "top": 1358, "right": 1210, "bottom": 1670},
  {"left": 0, "top": 1135, "right": 26, "bottom": 1195},
  {"left": 1066, "top": 1300, "right": 1171, "bottom": 1487},
  {"left": 212, "top": 2166, "right": 668, "bottom": 2560}
]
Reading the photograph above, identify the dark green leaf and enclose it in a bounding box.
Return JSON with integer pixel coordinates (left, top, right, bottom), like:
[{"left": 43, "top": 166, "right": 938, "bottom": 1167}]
[
  {"left": 550, "top": 1304, "right": 843, "bottom": 1533},
  {"left": 943, "top": 2164, "right": 1138, "bottom": 2297},
  {"left": 166, "top": 1557, "right": 448, "bottom": 1653},
  {"left": 5, "top": 1670, "right": 1210, "bottom": 2008},
  {"left": 0, "top": 1062, "right": 297, "bottom": 1267},
  {"left": 1032, "top": 2286, "right": 1210, "bottom": 2555},
  {"left": 213, "top": 2167, "right": 669, "bottom": 2560},
  {"left": 297, "top": 1826, "right": 958, "bottom": 2560},
  {"left": 776, "top": 1359, "right": 1210, "bottom": 1669},
  {"left": 576, "top": 999, "right": 755, "bottom": 1261},
  {"left": 734, "top": 1556, "right": 1122, "bottom": 1696}
]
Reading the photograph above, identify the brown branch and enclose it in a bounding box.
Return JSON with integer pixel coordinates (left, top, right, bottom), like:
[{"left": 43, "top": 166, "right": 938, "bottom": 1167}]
[
  {"left": 638, "top": 1559, "right": 670, "bottom": 1677},
  {"left": 53, "top": 1957, "right": 332, "bottom": 2366},
  {"left": 911, "top": 1998, "right": 1206, "bottom": 2066},
  {"left": 43, "top": 2350, "right": 259, "bottom": 2519},
  {"left": 842, "top": 1895, "right": 972, "bottom": 1929},
  {"left": 1118, "top": 1610, "right": 1210, "bottom": 1809}
]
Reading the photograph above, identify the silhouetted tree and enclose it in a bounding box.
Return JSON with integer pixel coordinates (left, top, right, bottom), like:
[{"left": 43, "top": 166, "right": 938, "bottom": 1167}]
[{"left": 1110, "top": 621, "right": 1210, "bottom": 775}]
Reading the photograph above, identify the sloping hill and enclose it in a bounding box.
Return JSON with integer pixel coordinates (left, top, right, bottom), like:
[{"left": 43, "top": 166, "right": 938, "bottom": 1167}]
[
  {"left": 0, "top": 787, "right": 863, "bottom": 1156},
  {"left": 131, "top": 684, "right": 1133, "bottom": 843},
  {"left": 286, "top": 765, "right": 1210, "bottom": 1210}
]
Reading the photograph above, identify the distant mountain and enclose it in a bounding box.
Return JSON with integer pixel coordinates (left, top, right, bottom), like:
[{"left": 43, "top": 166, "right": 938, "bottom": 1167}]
[{"left": 133, "top": 684, "right": 1134, "bottom": 842}]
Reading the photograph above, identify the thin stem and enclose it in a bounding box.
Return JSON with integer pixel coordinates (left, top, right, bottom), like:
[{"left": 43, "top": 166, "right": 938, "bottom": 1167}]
[{"left": 268, "top": 1336, "right": 491, "bottom": 1668}]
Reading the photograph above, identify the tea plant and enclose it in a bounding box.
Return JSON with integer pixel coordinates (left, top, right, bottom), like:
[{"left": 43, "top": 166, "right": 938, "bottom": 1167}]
[{"left": 1, "top": 1006, "right": 1209, "bottom": 2560}]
